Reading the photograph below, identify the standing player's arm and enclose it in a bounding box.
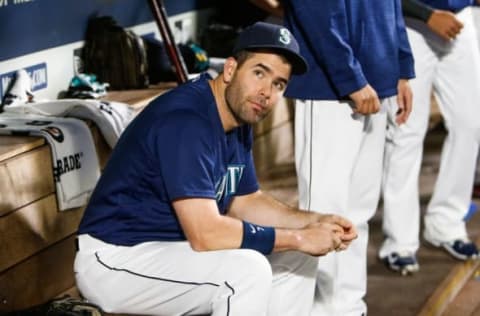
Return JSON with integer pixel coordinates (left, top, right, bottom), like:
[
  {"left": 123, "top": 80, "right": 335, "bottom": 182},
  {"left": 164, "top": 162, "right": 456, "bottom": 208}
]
[
  {"left": 173, "top": 196, "right": 352, "bottom": 255},
  {"left": 285, "top": 0, "right": 378, "bottom": 113},
  {"left": 395, "top": 79, "right": 413, "bottom": 124},
  {"left": 348, "top": 85, "right": 380, "bottom": 115},
  {"left": 249, "top": 0, "right": 284, "bottom": 17},
  {"left": 395, "top": 0, "right": 415, "bottom": 125},
  {"left": 402, "top": 0, "right": 434, "bottom": 22},
  {"left": 426, "top": 10, "right": 463, "bottom": 40},
  {"left": 402, "top": 0, "right": 463, "bottom": 40}
]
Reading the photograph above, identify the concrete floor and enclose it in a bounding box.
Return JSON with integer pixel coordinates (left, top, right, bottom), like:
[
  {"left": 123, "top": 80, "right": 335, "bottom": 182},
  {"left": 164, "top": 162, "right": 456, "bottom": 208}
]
[{"left": 257, "top": 125, "right": 480, "bottom": 316}]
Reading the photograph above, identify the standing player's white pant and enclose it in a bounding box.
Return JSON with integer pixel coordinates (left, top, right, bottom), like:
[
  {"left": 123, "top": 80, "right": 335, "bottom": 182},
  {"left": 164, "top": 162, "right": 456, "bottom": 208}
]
[
  {"left": 380, "top": 8, "right": 480, "bottom": 258},
  {"left": 295, "top": 98, "right": 394, "bottom": 316},
  {"left": 472, "top": 6, "right": 480, "bottom": 184},
  {"left": 473, "top": 6, "right": 480, "bottom": 46},
  {"left": 74, "top": 234, "right": 318, "bottom": 316}
]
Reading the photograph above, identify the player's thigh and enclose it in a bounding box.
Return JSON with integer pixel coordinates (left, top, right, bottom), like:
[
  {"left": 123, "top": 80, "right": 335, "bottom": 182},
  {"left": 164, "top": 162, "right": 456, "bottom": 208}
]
[
  {"left": 435, "top": 18, "right": 480, "bottom": 127},
  {"left": 75, "top": 237, "right": 272, "bottom": 314},
  {"left": 308, "top": 99, "right": 365, "bottom": 212}
]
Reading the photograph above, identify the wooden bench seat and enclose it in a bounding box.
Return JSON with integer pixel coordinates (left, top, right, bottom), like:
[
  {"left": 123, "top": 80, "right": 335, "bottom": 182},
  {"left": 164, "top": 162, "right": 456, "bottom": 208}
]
[
  {"left": 0, "top": 87, "right": 172, "bottom": 313},
  {"left": 0, "top": 123, "right": 110, "bottom": 312}
]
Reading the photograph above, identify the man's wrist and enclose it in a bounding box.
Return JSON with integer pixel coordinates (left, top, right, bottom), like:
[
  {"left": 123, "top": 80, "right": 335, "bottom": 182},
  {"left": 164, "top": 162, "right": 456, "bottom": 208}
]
[
  {"left": 240, "top": 221, "right": 275, "bottom": 255},
  {"left": 403, "top": 0, "right": 434, "bottom": 22},
  {"left": 274, "top": 228, "right": 303, "bottom": 252}
]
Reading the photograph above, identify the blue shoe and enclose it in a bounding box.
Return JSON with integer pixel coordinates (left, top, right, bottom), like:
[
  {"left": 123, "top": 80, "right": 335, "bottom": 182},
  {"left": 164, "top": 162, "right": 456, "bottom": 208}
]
[
  {"left": 426, "top": 237, "right": 479, "bottom": 261},
  {"left": 381, "top": 251, "right": 420, "bottom": 276}
]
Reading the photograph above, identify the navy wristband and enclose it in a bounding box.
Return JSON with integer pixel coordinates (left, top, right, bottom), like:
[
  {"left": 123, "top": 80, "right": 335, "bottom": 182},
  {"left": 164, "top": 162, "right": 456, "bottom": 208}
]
[{"left": 240, "top": 221, "right": 275, "bottom": 255}]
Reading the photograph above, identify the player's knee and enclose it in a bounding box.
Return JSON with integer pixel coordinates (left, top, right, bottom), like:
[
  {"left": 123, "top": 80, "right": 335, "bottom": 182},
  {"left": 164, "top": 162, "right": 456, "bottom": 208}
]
[
  {"left": 230, "top": 249, "right": 273, "bottom": 286},
  {"left": 269, "top": 251, "right": 318, "bottom": 278},
  {"left": 211, "top": 250, "right": 273, "bottom": 314},
  {"left": 298, "top": 252, "right": 319, "bottom": 277}
]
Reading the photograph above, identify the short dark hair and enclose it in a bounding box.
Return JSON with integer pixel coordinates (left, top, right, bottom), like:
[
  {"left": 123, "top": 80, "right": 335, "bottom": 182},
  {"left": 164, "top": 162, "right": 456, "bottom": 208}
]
[
  {"left": 233, "top": 48, "right": 290, "bottom": 72},
  {"left": 233, "top": 50, "right": 254, "bottom": 68}
]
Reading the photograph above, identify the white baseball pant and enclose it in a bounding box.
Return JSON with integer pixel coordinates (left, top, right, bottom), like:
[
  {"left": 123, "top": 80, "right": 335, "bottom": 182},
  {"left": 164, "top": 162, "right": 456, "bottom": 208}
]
[
  {"left": 74, "top": 234, "right": 318, "bottom": 316},
  {"left": 295, "top": 97, "right": 395, "bottom": 316},
  {"left": 473, "top": 6, "right": 480, "bottom": 47},
  {"left": 472, "top": 6, "right": 480, "bottom": 184},
  {"left": 380, "top": 7, "right": 480, "bottom": 258}
]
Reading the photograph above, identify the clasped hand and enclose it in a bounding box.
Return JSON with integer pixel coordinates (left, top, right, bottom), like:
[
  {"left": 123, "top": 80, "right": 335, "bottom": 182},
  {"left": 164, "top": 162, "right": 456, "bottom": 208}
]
[{"left": 300, "top": 214, "right": 358, "bottom": 256}]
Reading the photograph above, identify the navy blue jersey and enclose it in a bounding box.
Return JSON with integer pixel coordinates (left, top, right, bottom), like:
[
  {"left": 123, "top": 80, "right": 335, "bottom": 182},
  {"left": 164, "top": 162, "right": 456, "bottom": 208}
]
[
  {"left": 78, "top": 74, "right": 259, "bottom": 245},
  {"left": 420, "top": 0, "right": 473, "bottom": 11},
  {"left": 284, "top": 0, "right": 415, "bottom": 100}
]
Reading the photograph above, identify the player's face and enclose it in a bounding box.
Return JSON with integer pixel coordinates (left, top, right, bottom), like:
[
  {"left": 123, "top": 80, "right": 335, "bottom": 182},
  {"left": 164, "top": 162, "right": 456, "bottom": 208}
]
[{"left": 225, "top": 52, "right": 291, "bottom": 125}]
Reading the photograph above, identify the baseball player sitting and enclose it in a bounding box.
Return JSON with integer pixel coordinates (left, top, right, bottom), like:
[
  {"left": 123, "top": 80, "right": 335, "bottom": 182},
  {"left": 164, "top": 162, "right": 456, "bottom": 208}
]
[{"left": 74, "top": 22, "right": 357, "bottom": 316}]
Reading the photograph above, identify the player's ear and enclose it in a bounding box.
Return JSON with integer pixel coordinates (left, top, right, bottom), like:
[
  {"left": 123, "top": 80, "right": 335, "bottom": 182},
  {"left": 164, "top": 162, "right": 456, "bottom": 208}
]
[{"left": 223, "top": 57, "right": 237, "bottom": 83}]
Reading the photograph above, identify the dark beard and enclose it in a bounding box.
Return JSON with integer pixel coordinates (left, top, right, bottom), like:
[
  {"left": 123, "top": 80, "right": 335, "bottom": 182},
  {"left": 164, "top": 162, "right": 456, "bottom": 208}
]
[{"left": 225, "top": 83, "right": 249, "bottom": 125}]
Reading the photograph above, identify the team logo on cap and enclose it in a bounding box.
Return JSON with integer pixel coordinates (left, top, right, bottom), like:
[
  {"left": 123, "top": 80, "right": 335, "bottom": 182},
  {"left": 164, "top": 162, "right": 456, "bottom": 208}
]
[{"left": 279, "top": 28, "right": 292, "bottom": 45}]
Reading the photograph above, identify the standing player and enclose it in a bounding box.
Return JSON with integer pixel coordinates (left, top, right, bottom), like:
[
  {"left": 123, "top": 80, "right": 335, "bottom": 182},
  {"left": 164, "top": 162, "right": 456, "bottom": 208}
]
[
  {"left": 74, "top": 22, "right": 357, "bottom": 316},
  {"left": 474, "top": 1, "right": 480, "bottom": 45},
  {"left": 283, "top": 1, "right": 414, "bottom": 315},
  {"left": 471, "top": 1, "right": 480, "bottom": 198},
  {"left": 380, "top": 0, "right": 480, "bottom": 276}
]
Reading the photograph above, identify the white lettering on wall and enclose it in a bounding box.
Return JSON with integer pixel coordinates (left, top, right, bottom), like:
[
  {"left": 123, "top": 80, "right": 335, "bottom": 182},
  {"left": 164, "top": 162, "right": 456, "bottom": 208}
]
[
  {"left": 1, "top": 76, "right": 12, "bottom": 95},
  {"left": 0, "top": 63, "right": 47, "bottom": 99},
  {"left": 0, "top": 0, "right": 35, "bottom": 8},
  {"left": 30, "top": 67, "right": 46, "bottom": 90},
  {"left": 13, "top": 0, "right": 34, "bottom": 3}
]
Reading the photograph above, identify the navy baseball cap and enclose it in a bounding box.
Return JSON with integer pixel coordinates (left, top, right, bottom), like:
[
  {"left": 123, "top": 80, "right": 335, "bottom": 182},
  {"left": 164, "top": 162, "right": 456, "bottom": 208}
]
[{"left": 233, "top": 22, "right": 308, "bottom": 75}]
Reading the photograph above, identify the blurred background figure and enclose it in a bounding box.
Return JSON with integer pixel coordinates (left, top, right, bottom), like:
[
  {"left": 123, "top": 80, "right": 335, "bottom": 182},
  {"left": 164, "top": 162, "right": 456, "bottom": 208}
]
[
  {"left": 379, "top": 0, "right": 480, "bottom": 277},
  {"left": 202, "top": 0, "right": 284, "bottom": 58}
]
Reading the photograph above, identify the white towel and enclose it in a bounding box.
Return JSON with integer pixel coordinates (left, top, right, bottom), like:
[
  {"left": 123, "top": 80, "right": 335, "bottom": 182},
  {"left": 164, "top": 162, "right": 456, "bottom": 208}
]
[
  {"left": 0, "top": 113, "right": 100, "bottom": 211},
  {"left": 4, "top": 99, "right": 135, "bottom": 148}
]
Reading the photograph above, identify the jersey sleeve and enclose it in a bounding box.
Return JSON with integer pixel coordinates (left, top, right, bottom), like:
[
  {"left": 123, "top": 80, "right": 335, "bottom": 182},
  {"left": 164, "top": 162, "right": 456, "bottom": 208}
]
[
  {"left": 402, "top": 0, "right": 434, "bottom": 22},
  {"left": 153, "top": 110, "right": 218, "bottom": 201},
  {"left": 396, "top": 0, "right": 416, "bottom": 79},
  {"left": 286, "top": 0, "right": 368, "bottom": 96}
]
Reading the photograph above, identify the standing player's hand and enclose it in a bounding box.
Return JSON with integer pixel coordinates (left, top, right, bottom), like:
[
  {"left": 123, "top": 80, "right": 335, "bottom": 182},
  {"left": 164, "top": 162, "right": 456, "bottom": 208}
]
[
  {"left": 349, "top": 84, "right": 380, "bottom": 115},
  {"left": 427, "top": 10, "right": 463, "bottom": 41},
  {"left": 396, "top": 79, "right": 413, "bottom": 125}
]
